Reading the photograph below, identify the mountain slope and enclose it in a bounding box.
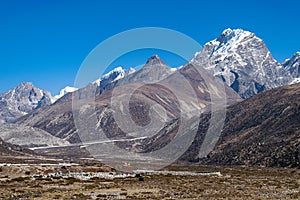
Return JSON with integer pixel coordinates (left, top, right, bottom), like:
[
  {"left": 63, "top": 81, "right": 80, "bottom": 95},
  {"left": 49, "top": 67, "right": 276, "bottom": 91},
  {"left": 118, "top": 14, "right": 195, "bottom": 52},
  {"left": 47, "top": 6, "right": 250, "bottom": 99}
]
[
  {"left": 0, "top": 124, "right": 70, "bottom": 148},
  {"left": 182, "top": 82, "right": 300, "bottom": 168},
  {"left": 192, "top": 28, "right": 291, "bottom": 98},
  {"left": 0, "top": 82, "right": 54, "bottom": 123},
  {"left": 0, "top": 136, "right": 34, "bottom": 157},
  {"left": 16, "top": 100, "right": 78, "bottom": 143}
]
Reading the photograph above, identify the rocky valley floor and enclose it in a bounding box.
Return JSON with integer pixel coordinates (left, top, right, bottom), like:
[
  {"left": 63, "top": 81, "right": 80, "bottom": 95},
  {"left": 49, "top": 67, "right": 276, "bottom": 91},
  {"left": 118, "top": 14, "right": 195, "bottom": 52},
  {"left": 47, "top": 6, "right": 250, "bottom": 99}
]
[{"left": 0, "top": 164, "right": 299, "bottom": 199}]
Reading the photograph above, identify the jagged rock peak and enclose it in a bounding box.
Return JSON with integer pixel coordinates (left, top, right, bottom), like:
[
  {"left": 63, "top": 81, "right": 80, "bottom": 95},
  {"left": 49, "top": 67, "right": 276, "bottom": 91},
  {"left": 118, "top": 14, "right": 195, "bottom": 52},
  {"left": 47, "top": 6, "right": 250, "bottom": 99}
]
[
  {"left": 146, "top": 55, "right": 166, "bottom": 65},
  {"left": 17, "top": 82, "right": 34, "bottom": 88}
]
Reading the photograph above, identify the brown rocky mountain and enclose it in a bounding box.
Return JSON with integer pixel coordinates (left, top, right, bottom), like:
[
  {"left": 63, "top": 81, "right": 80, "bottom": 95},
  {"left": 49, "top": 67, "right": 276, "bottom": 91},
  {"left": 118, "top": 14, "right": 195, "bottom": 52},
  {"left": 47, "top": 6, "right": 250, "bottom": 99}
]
[
  {"left": 181, "top": 82, "right": 300, "bottom": 168},
  {"left": 55, "top": 55, "right": 174, "bottom": 104},
  {"left": 16, "top": 56, "right": 240, "bottom": 147},
  {"left": 117, "top": 55, "right": 173, "bottom": 85}
]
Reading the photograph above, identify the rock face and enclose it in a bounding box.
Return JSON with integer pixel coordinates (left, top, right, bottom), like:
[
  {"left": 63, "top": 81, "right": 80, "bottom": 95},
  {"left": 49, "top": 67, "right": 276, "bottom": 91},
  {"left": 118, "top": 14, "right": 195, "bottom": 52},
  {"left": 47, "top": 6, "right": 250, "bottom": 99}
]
[
  {"left": 282, "top": 52, "right": 300, "bottom": 84},
  {"left": 182, "top": 82, "right": 300, "bottom": 168},
  {"left": 192, "top": 28, "right": 291, "bottom": 98},
  {"left": 0, "top": 82, "right": 54, "bottom": 123}
]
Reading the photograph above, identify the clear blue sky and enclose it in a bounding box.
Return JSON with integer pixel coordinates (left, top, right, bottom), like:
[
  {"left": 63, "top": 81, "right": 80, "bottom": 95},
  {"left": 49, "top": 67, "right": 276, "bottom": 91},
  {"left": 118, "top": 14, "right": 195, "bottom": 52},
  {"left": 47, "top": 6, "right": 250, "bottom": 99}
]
[{"left": 0, "top": 0, "right": 299, "bottom": 95}]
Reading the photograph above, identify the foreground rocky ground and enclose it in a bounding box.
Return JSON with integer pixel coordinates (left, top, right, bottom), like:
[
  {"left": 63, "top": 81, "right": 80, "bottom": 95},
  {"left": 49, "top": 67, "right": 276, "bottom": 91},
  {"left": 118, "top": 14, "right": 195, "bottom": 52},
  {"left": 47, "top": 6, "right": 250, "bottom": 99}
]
[{"left": 0, "top": 164, "right": 299, "bottom": 199}]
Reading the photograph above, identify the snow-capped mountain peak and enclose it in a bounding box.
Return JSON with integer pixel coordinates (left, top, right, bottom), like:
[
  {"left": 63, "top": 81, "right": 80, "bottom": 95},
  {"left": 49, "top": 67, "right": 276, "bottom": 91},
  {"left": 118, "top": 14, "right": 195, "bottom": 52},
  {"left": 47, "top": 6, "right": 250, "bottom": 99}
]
[
  {"left": 211, "top": 28, "right": 254, "bottom": 56},
  {"left": 192, "top": 28, "right": 291, "bottom": 98},
  {"left": 93, "top": 66, "right": 126, "bottom": 87},
  {"left": 53, "top": 86, "right": 78, "bottom": 101},
  {"left": 282, "top": 52, "right": 300, "bottom": 79},
  {"left": 100, "top": 66, "right": 126, "bottom": 81},
  {"left": 0, "top": 82, "right": 54, "bottom": 123},
  {"left": 218, "top": 28, "right": 252, "bottom": 41}
]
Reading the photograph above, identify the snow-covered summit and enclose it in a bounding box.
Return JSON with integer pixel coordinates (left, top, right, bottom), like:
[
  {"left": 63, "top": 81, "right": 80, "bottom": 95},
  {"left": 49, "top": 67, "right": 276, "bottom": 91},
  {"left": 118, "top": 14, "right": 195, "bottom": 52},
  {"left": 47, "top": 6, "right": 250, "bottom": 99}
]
[
  {"left": 0, "top": 82, "right": 54, "bottom": 123},
  {"left": 93, "top": 66, "right": 126, "bottom": 87},
  {"left": 53, "top": 86, "right": 78, "bottom": 101},
  {"left": 100, "top": 66, "right": 126, "bottom": 81},
  {"left": 217, "top": 28, "right": 252, "bottom": 43},
  {"left": 192, "top": 28, "right": 290, "bottom": 98},
  {"left": 213, "top": 28, "right": 253, "bottom": 54}
]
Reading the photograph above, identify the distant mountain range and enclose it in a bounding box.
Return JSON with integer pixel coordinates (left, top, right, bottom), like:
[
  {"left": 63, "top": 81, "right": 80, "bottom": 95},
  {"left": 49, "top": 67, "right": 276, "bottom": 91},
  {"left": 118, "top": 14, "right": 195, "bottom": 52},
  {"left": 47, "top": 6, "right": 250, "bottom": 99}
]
[
  {"left": 0, "top": 28, "right": 299, "bottom": 168},
  {"left": 14, "top": 55, "right": 239, "bottom": 143},
  {"left": 1, "top": 28, "right": 299, "bottom": 124}
]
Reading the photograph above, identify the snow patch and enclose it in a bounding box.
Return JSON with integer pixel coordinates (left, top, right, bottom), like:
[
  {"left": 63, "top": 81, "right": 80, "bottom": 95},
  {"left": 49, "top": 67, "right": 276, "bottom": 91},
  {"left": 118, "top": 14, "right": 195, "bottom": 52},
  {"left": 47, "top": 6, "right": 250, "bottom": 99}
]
[
  {"left": 127, "top": 67, "right": 136, "bottom": 75},
  {"left": 289, "top": 78, "right": 300, "bottom": 85},
  {"left": 92, "top": 79, "right": 101, "bottom": 86}
]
